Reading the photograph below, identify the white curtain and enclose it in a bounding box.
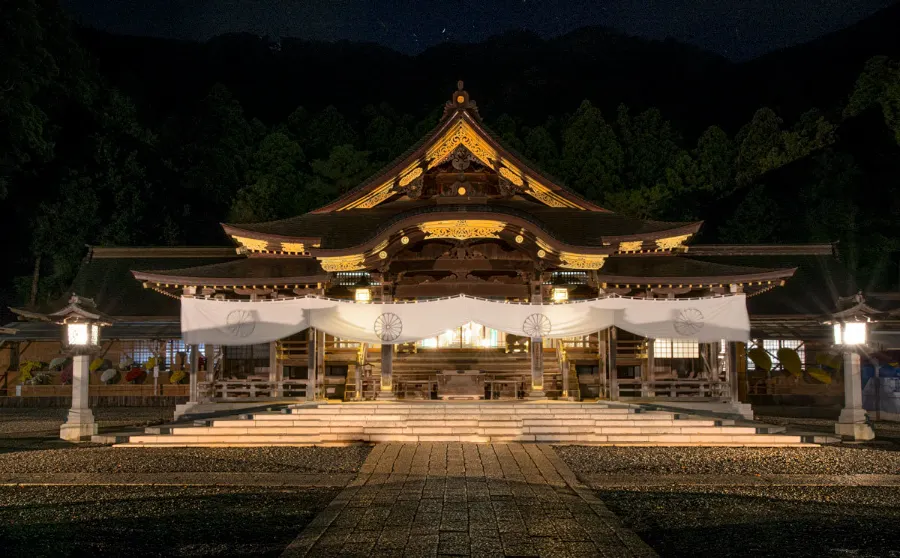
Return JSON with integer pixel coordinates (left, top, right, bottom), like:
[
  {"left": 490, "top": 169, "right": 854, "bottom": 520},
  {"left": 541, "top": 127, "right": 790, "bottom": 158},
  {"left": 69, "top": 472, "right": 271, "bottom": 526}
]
[{"left": 181, "top": 294, "right": 749, "bottom": 345}]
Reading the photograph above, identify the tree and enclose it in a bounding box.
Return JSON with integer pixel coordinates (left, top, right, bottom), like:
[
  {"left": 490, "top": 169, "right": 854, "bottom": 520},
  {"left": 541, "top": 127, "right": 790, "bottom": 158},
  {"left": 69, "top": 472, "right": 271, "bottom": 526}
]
[
  {"left": 560, "top": 101, "right": 623, "bottom": 201},
  {"left": 522, "top": 126, "right": 558, "bottom": 175},
  {"left": 305, "top": 106, "right": 358, "bottom": 158},
  {"left": 734, "top": 108, "right": 787, "bottom": 186},
  {"left": 309, "top": 144, "right": 373, "bottom": 199},
  {"left": 175, "top": 84, "right": 254, "bottom": 233},
  {"left": 230, "top": 132, "right": 307, "bottom": 222},
  {"left": 693, "top": 125, "right": 735, "bottom": 196}
]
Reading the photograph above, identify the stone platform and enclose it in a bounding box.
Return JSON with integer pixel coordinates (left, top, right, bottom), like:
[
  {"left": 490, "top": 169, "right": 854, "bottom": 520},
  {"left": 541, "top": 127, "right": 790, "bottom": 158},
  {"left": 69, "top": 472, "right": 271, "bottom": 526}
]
[{"left": 116, "top": 402, "right": 821, "bottom": 447}]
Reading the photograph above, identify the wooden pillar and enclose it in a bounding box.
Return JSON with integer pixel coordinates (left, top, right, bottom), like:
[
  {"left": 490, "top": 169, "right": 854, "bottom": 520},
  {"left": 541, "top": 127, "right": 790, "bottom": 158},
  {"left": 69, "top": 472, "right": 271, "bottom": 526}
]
[
  {"left": 306, "top": 329, "right": 316, "bottom": 401},
  {"left": 380, "top": 344, "right": 395, "bottom": 399},
  {"left": 316, "top": 330, "right": 325, "bottom": 398},
  {"left": 644, "top": 337, "right": 654, "bottom": 398},
  {"left": 378, "top": 282, "right": 396, "bottom": 400},
  {"left": 528, "top": 280, "right": 547, "bottom": 399},
  {"left": 189, "top": 344, "right": 199, "bottom": 403},
  {"left": 609, "top": 327, "right": 618, "bottom": 400},
  {"left": 268, "top": 340, "right": 282, "bottom": 397}
]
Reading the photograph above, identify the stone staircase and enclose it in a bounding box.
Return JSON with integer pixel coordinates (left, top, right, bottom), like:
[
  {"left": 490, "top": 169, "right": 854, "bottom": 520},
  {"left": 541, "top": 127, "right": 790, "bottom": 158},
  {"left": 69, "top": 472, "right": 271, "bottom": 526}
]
[{"left": 115, "top": 402, "right": 821, "bottom": 447}]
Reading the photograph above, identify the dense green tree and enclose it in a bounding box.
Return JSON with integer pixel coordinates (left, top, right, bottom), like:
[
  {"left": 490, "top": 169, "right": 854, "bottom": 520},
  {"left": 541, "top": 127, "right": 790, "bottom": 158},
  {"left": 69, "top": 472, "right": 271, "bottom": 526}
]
[
  {"left": 560, "top": 101, "right": 623, "bottom": 200},
  {"left": 522, "top": 126, "right": 558, "bottom": 173},
  {"left": 310, "top": 144, "right": 374, "bottom": 199},
  {"left": 693, "top": 126, "right": 735, "bottom": 196},
  {"left": 734, "top": 108, "right": 786, "bottom": 186},
  {"left": 305, "top": 106, "right": 358, "bottom": 158},
  {"left": 230, "top": 132, "right": 307, "bottom": 223}
]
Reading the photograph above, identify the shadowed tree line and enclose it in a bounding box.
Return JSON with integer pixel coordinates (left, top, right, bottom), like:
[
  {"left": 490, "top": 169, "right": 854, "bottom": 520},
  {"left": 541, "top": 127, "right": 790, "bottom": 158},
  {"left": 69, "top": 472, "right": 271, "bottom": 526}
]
[{"left": 2, "top": 0, "right": 899, "bottom": 312}]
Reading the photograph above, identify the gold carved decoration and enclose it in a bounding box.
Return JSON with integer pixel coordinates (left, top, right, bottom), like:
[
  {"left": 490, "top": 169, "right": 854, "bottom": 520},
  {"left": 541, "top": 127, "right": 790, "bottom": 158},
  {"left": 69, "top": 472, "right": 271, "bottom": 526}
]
[
  {"left": 232, "top": 236, "right": 269, "bottom": 251},
  {"left": 370, "top": 240, "right": 388, "bottom": 254},
  {"left": 401, "top": 236, "right": 410, "bottom": 245},
  {"left": 558, "top": 252, "right": 608, "bottom": 270},
  {"left": 526, "top": 187, "right": 569, "bottom": 208},
  {"left": 319, "top": 255, "right": 366, "bottom": 272},
  {"left": 418, "top": 219, "right": 506, "bottom": 240},
  {"left": 426, "top": 119, "right": 496, "bottom": 169},
  {"left": 498, "top": 166, "right": 524, "bottom": 187},
  {"left": 618, "top": 240, "right": 643, "bottom": 253},
  {"left": 281, "top": 242, "right": 306, "bottom": 254},
  {"left": 655, "top": 234, "right": 692, "bottom": 251},
  {"left": 535, "top": 238, "right": 554, "bottom": 255},
  {"left": 537, "top": 250, "right": 547, "bottom": 258},
  {"left": 515, "top": 235, "right": 524, "bottom": 244},
  {"left": 398, "top": 167, "right": 423, "bottom": 187},
  {"left": 355, "top": 186, "right": 395, "bottom": 209},
  {"left": 378, "top": 251, "right": 388, "bottom": 260}
]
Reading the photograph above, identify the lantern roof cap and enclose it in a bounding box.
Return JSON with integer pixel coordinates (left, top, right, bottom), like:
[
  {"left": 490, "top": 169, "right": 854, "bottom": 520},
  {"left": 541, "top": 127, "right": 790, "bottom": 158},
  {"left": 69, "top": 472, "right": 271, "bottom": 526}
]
[
  {"left": 16, "top": 294, "right": 114, "bottom": 325},
  {"left": 827, "top": 292, "right": 883, "bottom": 323}
]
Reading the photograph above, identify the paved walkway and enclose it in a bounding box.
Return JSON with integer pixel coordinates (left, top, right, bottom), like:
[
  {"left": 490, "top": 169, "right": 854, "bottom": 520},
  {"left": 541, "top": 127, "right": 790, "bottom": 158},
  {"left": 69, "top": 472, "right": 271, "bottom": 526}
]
[{"left": 282, "top": 443, "right": 656, "bottom": 557}]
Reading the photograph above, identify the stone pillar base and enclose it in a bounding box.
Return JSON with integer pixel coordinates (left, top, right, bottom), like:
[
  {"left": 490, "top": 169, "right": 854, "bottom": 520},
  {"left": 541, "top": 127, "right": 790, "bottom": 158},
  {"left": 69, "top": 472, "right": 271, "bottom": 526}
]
[
  {"left": 727, "top": 402, "right": 755, "bottom": 420},
  {"left": 835, "top": 421, "right": 875, "bottom": 441},
  {"left": 526, "top": 391, "right": 547, "bottom": 400},
  {"left": 378, "top": 390, "right": 396, "bottom": 400},
  {"left": 60, "top": 410, "right": 97, "bottom": 441},
  {"left": 836, "top": 408, "right": 875, "bottom": 440},
  {"left": 174, "top": 402, "right": 200, "bottom": 421}
]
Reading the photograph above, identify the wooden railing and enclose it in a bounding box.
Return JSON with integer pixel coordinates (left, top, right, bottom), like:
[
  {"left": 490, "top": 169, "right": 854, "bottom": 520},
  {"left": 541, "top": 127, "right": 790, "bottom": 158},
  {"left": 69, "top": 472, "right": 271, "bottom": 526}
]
[
  {"left": 560, "top": 338, "right": 599, "bottom": 353},
  {"left": 200, "top": 380, "right": 309, "bottom": 401},
  {"left": 614, "top": 379, "right": 731, "bottom": 400},
  {"left": 277, "top": 340, "right": 309, "bottom": 361},
  {"left": 616, "top": 339, "right": 647, "bottom": 360},
  {"left": 6, "top": 384, "right": 189, "bottom": 397}
]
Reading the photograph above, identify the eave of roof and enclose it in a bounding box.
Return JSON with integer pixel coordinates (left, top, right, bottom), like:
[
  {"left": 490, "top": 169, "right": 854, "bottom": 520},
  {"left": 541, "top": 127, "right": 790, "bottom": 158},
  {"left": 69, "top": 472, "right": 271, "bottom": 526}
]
[
  {"left": 223, "top": 202, "right": 702, "bottom": 254},
  {"left": 594, "top": 256, "right": 797, "bottom": 286},
  {"left": 132, "top": 257, "right": 329, "bottom": 287}
]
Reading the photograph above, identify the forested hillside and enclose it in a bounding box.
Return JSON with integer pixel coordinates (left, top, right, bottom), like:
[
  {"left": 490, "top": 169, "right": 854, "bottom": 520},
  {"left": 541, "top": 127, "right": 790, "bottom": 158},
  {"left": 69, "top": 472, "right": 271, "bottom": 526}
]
[{"left": 3, "top": 0, "right": 899, "bottom": 321}]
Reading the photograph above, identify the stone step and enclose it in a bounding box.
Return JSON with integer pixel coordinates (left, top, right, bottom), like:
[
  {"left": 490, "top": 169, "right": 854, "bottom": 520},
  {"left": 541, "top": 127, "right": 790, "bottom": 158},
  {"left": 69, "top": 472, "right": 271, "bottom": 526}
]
[{"left": 119, "top": 431, "right": 812, "bottom": 447}]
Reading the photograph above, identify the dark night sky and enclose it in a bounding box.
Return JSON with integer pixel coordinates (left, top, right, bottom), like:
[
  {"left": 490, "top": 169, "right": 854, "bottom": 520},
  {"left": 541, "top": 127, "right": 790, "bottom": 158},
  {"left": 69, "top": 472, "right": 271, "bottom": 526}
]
[{"left": 62, "top": 0, "right": 896, "bottom": 60}]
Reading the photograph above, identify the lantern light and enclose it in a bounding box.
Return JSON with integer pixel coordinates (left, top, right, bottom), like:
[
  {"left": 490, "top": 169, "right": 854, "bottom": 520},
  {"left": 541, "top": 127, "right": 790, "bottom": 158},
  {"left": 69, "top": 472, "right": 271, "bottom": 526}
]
[
  {"left": 552, "top": 287, "right": 568, "bottom": 303},
  {"left": 355, "top": 288, "right": 372, "bottom": 303},
  {"left": 833, "top": 320, "right": 867, "bottom": 346}
]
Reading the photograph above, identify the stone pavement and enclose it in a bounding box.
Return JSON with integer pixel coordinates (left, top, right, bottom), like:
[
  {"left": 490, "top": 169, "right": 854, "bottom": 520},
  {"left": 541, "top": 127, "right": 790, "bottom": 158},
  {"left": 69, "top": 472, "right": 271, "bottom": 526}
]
[{"left": 282, "top": 443, "right": 656, "bottom": 557}]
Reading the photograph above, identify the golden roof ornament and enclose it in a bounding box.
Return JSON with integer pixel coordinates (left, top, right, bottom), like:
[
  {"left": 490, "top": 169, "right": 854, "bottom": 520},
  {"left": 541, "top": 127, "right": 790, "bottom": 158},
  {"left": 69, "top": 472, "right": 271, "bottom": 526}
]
[{"left": 443, "top": 80, "right": 480, "bottom": 120}]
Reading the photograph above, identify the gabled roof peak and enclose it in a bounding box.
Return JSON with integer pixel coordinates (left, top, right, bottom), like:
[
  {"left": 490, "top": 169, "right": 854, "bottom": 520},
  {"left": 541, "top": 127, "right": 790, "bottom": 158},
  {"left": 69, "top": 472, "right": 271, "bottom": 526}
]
[{"left": 442, "top": 80, "right": 480, "bottom": 121}]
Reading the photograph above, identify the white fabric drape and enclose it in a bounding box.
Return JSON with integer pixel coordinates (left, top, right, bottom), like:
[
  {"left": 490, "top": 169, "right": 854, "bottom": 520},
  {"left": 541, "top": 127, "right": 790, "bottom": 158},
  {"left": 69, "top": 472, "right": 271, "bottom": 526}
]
[{"left": 180, "top": 294, "right": 749, "bottom": 345}]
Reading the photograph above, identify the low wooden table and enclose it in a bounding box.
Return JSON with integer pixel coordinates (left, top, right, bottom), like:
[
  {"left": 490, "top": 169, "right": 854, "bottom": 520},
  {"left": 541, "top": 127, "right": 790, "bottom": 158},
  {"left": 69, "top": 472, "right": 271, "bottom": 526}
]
[
  {"left": 437, "top": 370, "right": 484, "bottom": 400},
  {"left": 397, "top": 378, "right": 438, "bottom": 400},
  {"left": 486, "top": 377, "right": 526, "bottom": 400}
]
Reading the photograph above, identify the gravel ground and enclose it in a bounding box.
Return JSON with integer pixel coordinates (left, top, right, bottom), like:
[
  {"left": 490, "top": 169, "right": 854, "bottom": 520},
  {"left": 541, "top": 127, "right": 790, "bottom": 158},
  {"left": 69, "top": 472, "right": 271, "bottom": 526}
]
[
  {"left": 756, "top": 415, "right": 900, "bottom": 438},
  {"left": 0, "top": 445, "right": 372, "bottom": 474},
  {"left": 0, "top": 485, "right": 337, "bottom": 557},
  {"left": 0, "top": 407, "right": 173, "bottom": 438},
  {"left": 555, "top": 445, "right": 900, "bottom": 475},
  {"left": 599, "top": 485, "right": 900, "bottom": 557}
]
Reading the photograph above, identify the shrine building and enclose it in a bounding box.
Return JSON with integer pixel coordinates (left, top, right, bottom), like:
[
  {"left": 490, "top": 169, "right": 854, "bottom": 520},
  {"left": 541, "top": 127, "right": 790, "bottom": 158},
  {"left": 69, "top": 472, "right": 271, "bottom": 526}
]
[{"left": 4, "top": 82, "right": 898, "bottom": 445}]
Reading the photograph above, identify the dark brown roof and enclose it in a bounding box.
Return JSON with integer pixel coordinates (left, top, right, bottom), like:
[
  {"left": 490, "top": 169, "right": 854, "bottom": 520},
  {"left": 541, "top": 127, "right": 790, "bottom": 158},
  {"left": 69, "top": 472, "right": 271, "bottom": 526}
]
[
  {"left": 226, "top": 199, "right": 698, "bottom": 250},
  {"left": 133, "top": 257, "right": 327, "bottom": 286},
  {"left": 694, "top": 255, "right": 858, "bottom": 316},
  {"left": 14, "top": 247, "right": 241, "bottom": 319},
  {"left": 596, "top": 256, "right": 795, "bottom": 284}
]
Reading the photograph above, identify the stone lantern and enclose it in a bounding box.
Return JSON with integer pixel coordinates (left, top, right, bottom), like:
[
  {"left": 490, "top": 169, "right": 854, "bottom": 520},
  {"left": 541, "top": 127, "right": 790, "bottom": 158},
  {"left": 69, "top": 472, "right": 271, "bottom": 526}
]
[{"left": 50, "top": 295, "right": 111, "bottom": 441}]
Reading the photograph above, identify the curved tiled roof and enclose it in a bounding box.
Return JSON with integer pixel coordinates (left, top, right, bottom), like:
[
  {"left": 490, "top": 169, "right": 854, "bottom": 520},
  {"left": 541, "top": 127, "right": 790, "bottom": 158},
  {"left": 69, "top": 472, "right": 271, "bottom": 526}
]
[
  {"left": 225, "top": 199, "right": 699, "bottom": 250},
  {"left": 596, "top": 256, "right": 795, "bottom": 283},
  {"left": 133, "top": 257, "right": 327, "bottom": 286}
]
